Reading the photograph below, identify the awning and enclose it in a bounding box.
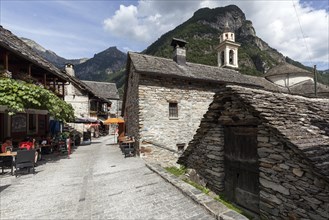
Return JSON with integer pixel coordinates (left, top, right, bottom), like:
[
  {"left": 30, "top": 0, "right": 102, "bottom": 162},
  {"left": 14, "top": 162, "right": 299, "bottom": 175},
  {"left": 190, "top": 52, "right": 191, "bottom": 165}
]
[
  {"left": 104, "top": 117, "right": 124, "bottom": 124},
  {"left": 74, "top": 117, "right": 98, "bottom": 124}
]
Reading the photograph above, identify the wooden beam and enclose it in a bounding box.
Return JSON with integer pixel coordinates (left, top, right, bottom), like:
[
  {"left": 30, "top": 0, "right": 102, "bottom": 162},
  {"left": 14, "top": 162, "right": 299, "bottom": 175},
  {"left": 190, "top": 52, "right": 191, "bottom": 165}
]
[
  {"left": 218, "top": 117, "right": 260, "bottom": 126},
  {"left": 53, "top": 78, "right": 57, "bottom": 91},
  {"left": 43, "top": 73, "right": 47, "bottom": 87},
  {"left": 4, "top": 51, "right": 9, "bottom": 70},
  {"left": 62, "top": 83, "right": 65, "bottom": 96},
  {"left": 28, "top": 64, "right": 32, "bottom": 76}
]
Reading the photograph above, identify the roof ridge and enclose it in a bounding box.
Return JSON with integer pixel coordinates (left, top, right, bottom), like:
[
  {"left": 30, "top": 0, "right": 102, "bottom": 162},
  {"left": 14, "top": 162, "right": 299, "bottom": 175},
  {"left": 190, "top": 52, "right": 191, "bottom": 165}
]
[
  {"left": 82, "top": 80, "right": 116, "bottom": 85},
  {"left": 128, "top": 51, "right": 241, "bottom": 74}
]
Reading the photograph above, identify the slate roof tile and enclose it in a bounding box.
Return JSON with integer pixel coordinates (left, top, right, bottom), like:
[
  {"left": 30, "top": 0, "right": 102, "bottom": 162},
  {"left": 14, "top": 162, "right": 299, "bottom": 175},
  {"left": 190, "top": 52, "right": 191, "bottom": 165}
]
[
  {"left": 228, "top": 85, "right": 329, "bottom": 179},
  {"left": 82, "top": 80, "right": 119, "bottom": 100}
]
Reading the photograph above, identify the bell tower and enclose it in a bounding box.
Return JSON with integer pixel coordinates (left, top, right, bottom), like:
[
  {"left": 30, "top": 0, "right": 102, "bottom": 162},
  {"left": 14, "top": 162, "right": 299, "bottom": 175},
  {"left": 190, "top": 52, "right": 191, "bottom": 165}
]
[{"left": 216, "top": 22, "right": 240, "bottom": 68}]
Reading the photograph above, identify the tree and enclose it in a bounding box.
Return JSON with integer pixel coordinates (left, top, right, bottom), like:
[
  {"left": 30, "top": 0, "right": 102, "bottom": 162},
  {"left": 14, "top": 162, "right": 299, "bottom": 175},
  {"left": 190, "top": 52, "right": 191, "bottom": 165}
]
[{"left": 0, "top": 78, "right": 74, "bottom": 122}]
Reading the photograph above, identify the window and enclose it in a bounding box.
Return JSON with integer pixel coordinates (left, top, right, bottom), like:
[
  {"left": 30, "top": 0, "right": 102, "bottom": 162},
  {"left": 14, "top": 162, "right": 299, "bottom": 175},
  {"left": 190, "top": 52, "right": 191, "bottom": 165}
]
[
  {"left": 90, "top": 100, "right": 97, "bottom": 112},
  {"left": 28, "top": 114, "right": 37, "bottom": 134},
  {"left": 229, "top": 50, "right": 234, "bottom": 64},
  {"left": 169, "top": 102, "right": 178, "bottom": 118},
  {"left": 220, "top": 51, "right": 225, "bottom": 66},
  {"left": 177, "top": 143, "right": 185, "bottom": 153}
]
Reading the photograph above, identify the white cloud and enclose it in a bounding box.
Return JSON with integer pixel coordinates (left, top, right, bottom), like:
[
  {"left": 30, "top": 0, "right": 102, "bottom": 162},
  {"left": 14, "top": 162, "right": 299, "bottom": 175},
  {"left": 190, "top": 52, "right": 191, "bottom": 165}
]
[
  {"left": 103, "top": 4, "right": 167, "bottom": 43},
  {"left": 103, "top": 0, "right": 328, "bottom": 69}
]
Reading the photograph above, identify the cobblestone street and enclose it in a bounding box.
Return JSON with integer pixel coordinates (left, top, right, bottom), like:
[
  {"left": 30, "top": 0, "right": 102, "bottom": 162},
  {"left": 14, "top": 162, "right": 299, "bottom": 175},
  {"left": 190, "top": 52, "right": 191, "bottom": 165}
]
[{"left": 0, "top": 136, "right": 214, "bottom": 220}]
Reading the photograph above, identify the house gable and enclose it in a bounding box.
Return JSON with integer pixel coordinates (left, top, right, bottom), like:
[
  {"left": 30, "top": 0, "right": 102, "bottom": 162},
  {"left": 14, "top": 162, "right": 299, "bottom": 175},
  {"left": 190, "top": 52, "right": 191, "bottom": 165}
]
[{"left": 178, "top": 85, "right": 329, "bottom": 218}]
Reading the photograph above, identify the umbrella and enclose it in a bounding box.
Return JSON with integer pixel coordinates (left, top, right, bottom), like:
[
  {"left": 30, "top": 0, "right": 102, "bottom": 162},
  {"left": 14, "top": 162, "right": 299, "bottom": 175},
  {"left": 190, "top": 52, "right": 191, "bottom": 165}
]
[
  {"left": 104, "top": 118, "right": 124, "bottom": 143},
  {"left": 104, "top": 118, "right": 124, "bottom": 124},
  {"left": 74, "top": 117, "right": 98, "bottom": 123}
]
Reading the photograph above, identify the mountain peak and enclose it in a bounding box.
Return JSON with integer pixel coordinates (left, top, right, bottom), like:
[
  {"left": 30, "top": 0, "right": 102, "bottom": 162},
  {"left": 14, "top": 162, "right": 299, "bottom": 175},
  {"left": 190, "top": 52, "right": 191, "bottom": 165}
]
[
  {"left": 21, "top": 37, "right": 47, "bottom": 53},
  {"left": 143, "top": 4, "right": 287, "bottom": 75},
  {"left": 20, "top": 37, "right": 88, "bottom": 68},
  {"left": 75, "top": 46, "right": 126, "bottom": 82}
]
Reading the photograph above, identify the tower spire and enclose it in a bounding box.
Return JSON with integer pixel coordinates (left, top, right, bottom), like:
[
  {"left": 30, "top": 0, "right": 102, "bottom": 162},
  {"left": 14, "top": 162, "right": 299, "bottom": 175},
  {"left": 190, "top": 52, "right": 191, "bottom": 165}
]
[
  {"left": 224, "top": 21, "right": 230, "bottom": 32},
  {"left": 216, "top": 23, "right": 240, "bottom": 68}
]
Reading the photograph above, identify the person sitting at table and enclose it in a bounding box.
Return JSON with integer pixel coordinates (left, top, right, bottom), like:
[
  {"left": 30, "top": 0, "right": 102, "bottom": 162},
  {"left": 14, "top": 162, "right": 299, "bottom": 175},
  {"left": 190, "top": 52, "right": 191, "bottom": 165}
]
[
  {"left": 39, "top": 135, "right": 48, "bottom": 146},
  {"left": 19, "top": 137, "right": 38, "bottom": 166},
  {"left": 1, "top": 137, "right": 13, "bottom": 153}
]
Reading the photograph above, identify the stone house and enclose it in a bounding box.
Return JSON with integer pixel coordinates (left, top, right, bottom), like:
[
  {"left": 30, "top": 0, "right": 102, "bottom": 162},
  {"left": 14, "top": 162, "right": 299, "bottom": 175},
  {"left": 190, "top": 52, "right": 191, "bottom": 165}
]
[
  {"left": 264, "top": 62, "right": 329, "bottom": 97},
  {"left": 122, "top": 29, "right": 329, "bottom": 218},
  {"left": 64, "top": 65, "right": 113, "bottom": 134},
  {"left": 123, "top": 36, "right": 328, "bottom": 161},
  {"left": 81, "top": 80, "right": 120, "bottom": 118},
  {"left": 0, "top": 25, "right": 112, "bottom": 140},
  {"left": 178, "top": 85, "right": 329, "bottom": 219},
  {"left": 122, "top": 38, "right": 285, "bottom": 162},
  {"left": 0, "top": 26, "right": 71, "bottom": 141}
]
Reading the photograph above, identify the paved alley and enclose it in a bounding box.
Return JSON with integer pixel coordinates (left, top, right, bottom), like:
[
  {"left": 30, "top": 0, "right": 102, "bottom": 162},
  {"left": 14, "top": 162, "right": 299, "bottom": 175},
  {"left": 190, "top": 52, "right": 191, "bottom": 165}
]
[{"left": 0, "top": 136, "right": 214, "bottom": 220}]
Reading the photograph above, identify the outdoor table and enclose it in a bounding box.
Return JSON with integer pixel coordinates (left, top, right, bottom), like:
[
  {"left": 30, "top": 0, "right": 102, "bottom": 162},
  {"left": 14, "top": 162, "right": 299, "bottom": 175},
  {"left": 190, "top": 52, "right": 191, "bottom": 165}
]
[
  {"left": 40, "top": 144, "right": 53, "bottom": 154},
  {"left": 0, "top": 152, "right": 17, "bottom": 175},
  {"left": 121, "top": 140, "right": 135, "bottom": 157}
]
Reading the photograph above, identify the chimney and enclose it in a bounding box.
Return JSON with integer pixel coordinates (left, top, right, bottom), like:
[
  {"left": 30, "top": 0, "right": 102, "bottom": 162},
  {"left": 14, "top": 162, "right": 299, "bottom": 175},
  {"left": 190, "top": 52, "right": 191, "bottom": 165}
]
[
  {"left": 171, "top": 38, "right": 187, "bottom": 65},
  {"left": 65, "top": 63, "right": 75, "bottom": 76}
]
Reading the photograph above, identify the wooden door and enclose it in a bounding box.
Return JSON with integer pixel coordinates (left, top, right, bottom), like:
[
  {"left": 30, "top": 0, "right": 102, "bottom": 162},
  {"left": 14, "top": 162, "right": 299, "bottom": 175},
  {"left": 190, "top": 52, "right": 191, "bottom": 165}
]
[{"left": 224, "top": 126, "right": 259, "bottom": 213}]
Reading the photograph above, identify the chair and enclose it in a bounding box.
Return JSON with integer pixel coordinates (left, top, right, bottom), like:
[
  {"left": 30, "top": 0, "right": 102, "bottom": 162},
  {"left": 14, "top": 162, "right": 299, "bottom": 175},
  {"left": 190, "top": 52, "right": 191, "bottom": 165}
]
[
  {"left": 123, "top": 142, "right": 135, "bottom": 158},
  {"left": 0, "top": 156, "right": 14, "bottom": 174},
  {"left": 15, "top": 150, "right": 36, "bottom": 177}
]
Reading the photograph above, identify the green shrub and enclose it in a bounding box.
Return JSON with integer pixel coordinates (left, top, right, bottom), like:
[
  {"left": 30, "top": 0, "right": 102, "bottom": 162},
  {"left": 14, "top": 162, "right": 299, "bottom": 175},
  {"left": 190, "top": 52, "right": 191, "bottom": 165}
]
[
  {"left": 183, "top": 178, "right": 210, "bottom": 195},
  {"left": 165, "top": 166, "right": 187, "bottom": 177}
]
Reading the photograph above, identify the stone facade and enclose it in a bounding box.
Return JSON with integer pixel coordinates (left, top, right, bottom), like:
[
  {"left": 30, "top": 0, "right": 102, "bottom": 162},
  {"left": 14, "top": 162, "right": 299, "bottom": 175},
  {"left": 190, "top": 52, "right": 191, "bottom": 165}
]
[
  {"left": 124, "top": 67, "right": 218, "bottom": 159},
  {"left": 108, "top": 99, "right": 120, "bottom": 117},
  {"left": 179, "top": 85, "right": 329, "bottom": 219},
  {"left": 64, "top": 77, "right": 91, "bottom": 134},
  {"left": 139, "top": 76, "right": 216, "bottom": 150},
  {"left": 257, "top": 126, "right": 329, "bottom": 219},
  {"left": 179, "top": 87, "right": 251, "bottom": 193},
  {"left": 124, "top": 65, "right": 140, "bottom": 147}
]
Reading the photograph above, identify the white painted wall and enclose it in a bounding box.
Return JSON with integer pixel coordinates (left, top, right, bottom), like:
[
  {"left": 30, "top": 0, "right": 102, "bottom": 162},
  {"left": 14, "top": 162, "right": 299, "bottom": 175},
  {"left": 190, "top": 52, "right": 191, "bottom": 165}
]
[
  {"left": 267, "top": 74, "right": 313, "bottom": 87},
  {"left": 108, "top": 99, "right": 120, "bottom": 117},
  {"left": 65, "top": 95, "right": 89, "bottom": 118},
  {"left": 220, "top": 32, "right": 235, "bottom": 42}
]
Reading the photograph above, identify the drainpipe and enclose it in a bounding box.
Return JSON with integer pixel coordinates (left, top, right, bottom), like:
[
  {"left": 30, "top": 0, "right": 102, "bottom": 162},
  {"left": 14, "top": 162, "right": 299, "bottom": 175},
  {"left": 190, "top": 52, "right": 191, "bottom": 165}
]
[{"left": 314, "top": 65, "right": 317, "bottom": 97}]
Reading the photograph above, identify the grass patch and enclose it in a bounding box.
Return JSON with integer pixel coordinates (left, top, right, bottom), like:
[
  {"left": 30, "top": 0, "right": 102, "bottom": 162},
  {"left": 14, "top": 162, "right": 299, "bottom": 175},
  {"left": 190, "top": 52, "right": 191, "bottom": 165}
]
[
  {"left": 215, "top": 195, "right": 253, "bottom": 219},
  {"left": 164, "top": 166, "right": 253, "bottom": 219},
  {"left": 165, "top": 166, "right": 187, "bottom": 177},
  {"left": 183, "top": 178, "right": 210, "bottom": 195}
]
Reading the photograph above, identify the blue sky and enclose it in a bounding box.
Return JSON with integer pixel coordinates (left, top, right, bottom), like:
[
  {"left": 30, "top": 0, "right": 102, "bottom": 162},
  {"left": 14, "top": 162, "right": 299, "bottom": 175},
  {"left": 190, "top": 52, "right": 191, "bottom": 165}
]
[{"left": 0, "top": 0, "right": 328, "bottom": 70}]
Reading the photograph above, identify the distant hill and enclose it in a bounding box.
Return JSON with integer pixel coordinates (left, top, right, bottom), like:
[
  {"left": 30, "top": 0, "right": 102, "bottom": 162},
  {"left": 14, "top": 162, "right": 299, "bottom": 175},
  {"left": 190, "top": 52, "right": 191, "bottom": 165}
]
[
  {"left": 22, "top": 38, "right": 127, "bottom": 97},
  {"left": 21, "top": 38, "right": 87, "bottom": 69},
  {"left": 74, "top": 46, "right": 127, "bottom": 82}
]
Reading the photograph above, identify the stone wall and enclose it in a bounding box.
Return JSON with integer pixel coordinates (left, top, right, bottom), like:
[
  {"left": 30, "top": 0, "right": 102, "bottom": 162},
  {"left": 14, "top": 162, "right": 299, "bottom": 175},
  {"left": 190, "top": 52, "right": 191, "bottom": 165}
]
[
  {"left": 258, "top": 126, "right": 329, "bottom": 220},
  {"left": 65, "top": 86, "right": 90, "bottom": 134},
  {"left": 140, "top": 141, "right": 180, "bottom": 168},
  {"left": 179, "top": 87, "right": 329, "bottom": 218},
  {"left": 108, "top": 99, "right": 120, "bottom": 117},
  {"left": 138, "top": 75, "right": 217, "bottom": 154},
  {"left": 179, "top": 88, "right": 255, "bottom": 193},
  {"left": 124, "top": 65, "right": 140, "bottom": 148},
  {"left": 65, "top": 94, "right": 89, "bottom": 118}
]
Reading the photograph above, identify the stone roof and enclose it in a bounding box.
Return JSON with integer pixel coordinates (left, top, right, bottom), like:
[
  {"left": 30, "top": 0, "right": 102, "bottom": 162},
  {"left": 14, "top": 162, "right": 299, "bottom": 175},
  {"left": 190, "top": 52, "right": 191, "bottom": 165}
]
[
  {"left": 128, "top": 52, "right": 286, "bottom": 93},
  {"left": 0, "top": 25, "right": 69, "bottom": 81},
  {"left": 82, "top": 81, "right": 119, "bottom": 100},
  {"left": 228, "top": 85, "right": 329, "bottom": 179},
  {"left": 264, "top": 62, "right": 313, "bottom": 78},
  {"left": 0, "top": 26, "right": 111, "bottom": 103},
  {"left": 289, "top": 80, "right": 329, "bottom": 97}
]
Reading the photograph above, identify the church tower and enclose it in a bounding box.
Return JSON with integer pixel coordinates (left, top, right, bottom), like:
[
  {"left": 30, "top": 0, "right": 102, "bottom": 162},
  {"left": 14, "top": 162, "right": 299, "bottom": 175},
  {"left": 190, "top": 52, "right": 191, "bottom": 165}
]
[{"left": 216, "top": 22, "right": 240, "bottom": 68}]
